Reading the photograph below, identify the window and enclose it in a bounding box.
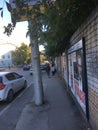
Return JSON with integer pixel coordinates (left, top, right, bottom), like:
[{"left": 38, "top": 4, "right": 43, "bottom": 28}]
[
  {"left": 12, "top": 72, "right": 21, "bottom": 79},
  {"left": 5, "top": 73, "right": 15, "bottom": 81},
  {"left": 2, "top": 55, "right": 5, "bottom": 59},
  {"left": 8, "top": 55, "right": 10, "bottom": 58}
]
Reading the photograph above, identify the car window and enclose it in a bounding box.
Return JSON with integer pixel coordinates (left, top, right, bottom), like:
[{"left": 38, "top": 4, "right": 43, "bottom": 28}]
[
  {"left": 5, "top": 73, "right": 16, "bottom": 81},
  {"left": 12, "top": 72, "right": 21, "bottom": 79},
  {"left": 0, "top": 77, "right": 2, "bottom": 83}
]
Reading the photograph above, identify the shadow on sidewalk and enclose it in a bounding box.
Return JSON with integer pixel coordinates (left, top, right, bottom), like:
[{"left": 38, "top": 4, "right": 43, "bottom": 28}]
[{"left": 15, "top": 72, "right": 90, "bottom": 130}]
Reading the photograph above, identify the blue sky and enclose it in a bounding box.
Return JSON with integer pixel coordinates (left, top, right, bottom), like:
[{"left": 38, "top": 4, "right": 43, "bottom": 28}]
[
  {"left": 0, "top": 0, "right": 44, "bottom": 54},
  {"left": 0, "top": 0, "right": 30, "bottom": 54}
]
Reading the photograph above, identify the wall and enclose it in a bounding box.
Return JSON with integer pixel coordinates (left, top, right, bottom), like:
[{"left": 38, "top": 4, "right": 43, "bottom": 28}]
[
  {"left": 70, "top": 7, "right": 98, "bottom": 130},
  {"left": 0, "top": 51, "right": 12, "bottom": 67}
]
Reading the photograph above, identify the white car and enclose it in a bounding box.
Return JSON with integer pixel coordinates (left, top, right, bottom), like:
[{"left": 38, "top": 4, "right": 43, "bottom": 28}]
[{"left": 0, "top": 72, "right": 27, "bottom": 102}]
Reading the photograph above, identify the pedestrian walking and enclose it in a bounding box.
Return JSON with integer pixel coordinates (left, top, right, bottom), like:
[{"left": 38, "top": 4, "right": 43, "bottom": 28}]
[
  {"left": 46, "top": 63, "right": 51, "bottom": 77},
  {"left": 51, "top": 62, "right": 56, "bottom": 76}
]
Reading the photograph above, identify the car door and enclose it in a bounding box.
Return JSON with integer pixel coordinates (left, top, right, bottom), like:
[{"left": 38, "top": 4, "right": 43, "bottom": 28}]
[
  {"left": 12, "top": 72, "right": 24, "bottom": 91},
  {"left": 5, "top": 73, "right": 18, "bottom": 92}
]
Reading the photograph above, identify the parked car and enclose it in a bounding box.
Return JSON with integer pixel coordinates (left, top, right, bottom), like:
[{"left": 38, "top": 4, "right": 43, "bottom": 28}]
[
  {"left": 23, "top": 65, "right": 30, "bottom": 71},
  {"left": 40, "top": 63, "right": 47, "bottom": 70},
  {"left": 0, "top": 72, "right": 27, "bottom": 102}
]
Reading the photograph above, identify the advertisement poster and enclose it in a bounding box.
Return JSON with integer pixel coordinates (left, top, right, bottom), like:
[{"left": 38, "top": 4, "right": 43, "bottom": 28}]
[
  {"left": 61, "top": 54, "right": 68, "bottom": 83},
  {"left": 68, "top": 55, "right": 72, "bottom": 88},
  {"left": 68, "top": 40, "right": 86, "bottom": 113}
]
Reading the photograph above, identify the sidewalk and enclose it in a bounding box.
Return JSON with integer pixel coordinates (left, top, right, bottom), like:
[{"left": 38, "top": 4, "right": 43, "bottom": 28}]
[{"left": 15, "top": 72, "right": 90, "bottom": 130}]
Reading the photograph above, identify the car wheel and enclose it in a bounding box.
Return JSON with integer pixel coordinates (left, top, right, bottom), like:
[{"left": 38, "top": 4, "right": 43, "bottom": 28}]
[
  {"left": 7, "top": 90, "right": 14, "bottom": 102},
  {"left": 24, "top": 81, "right": 27, "bottom": 89}
]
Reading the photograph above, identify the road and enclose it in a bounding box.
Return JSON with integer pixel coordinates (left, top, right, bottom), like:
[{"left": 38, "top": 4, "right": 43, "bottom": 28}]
[{"left": 0, "top": 68, "right": 34, "bottom": 130}]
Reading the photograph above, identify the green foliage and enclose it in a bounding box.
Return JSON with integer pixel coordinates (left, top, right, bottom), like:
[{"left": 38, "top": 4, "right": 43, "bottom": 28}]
[
  {"left": 41, "top": 0, "right": 98, "bottom": 57},
  {"left": 3, "top": 23, "right": 14, "bottom": 36},
  {"left": 12, "top": 43, "right": 31, "bottom": 65},
  {"left": 1, "top": 0, "right": 98, "bottom": 58},
  {"left": 6, "top": 1, "right": 12, "bottom": 12},
  {"left": 40, "top": 52, "right": 46, "bottom": 63}
]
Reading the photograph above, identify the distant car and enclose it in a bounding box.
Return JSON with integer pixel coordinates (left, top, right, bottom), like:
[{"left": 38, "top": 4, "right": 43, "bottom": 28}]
[
  {"left": 30, "top": 68, "right": 33, "bottom": 75},
  {"left": 40, "top": 63, "right": 47, "bottom": 70},
  {"left": 0, "top": 72, "right": 27, "bottom": 102},
  {"left": 23, "top": 65, "right": 30, "bottom": 71}
]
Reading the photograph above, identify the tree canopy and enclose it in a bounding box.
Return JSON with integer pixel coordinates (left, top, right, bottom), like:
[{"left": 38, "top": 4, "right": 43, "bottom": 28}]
[
  {"left": 12, "top": 42, "right": 31, "bottom": 65},
  {"left": 41, "top": 0, "right": 98, "bottom": 57},
  {"left": 1, "top": 0, "right": 98, "bottom": 58}
]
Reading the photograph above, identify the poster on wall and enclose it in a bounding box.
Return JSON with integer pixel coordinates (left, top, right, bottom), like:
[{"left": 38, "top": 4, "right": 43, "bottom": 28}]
[
  {"left": 63, "top": 62, "right": 67, "bottom": 83},
  {"left": 68, "top": 39, "right": 86, "bottom": 113},
  {"left": 68, "top": 55, "right": 72, "bottom": 88},
  {"left": 61, "top": 54, "right": 68, "bottom": 83}
]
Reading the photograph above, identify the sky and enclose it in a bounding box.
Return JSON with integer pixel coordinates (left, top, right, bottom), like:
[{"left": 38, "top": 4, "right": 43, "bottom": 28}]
[
  {"left": 0, "top": 0, "right": 30, "bottom": 55},
  {"left": 0, "top": 0, "right": 44, "bottom": 55},
  {"left": 0, "top": 0, "right": 30, "bottom": 46}
]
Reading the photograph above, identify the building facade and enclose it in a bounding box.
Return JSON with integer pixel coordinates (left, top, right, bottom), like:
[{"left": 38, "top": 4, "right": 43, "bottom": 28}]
[{"left": 0, "top": 51, "right": 13, "bottom": 67}]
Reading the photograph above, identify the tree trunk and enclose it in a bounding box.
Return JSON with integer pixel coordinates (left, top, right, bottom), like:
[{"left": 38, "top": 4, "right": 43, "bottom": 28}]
[{"left": 29, "top": 21, "right": 44, "bottom": 106}]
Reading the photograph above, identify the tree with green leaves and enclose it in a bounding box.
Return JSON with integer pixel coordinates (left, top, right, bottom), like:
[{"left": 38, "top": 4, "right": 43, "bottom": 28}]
[
  {"left": 40, "top": 0, "right": 98, "bottom": 57},
  {"left": 40, "top": 51, "right": 47, "bottom": 63},
  {"left": 12, "top": 42, "right": 31, "bottom": 66}
]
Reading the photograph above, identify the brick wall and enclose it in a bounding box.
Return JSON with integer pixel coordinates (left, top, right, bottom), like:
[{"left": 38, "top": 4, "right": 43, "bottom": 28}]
[{"left": 70, "top": 7, "right": 98, "bottom": 130}]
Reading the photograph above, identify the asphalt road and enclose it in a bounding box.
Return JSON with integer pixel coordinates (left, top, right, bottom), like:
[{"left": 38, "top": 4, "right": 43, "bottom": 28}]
[{"left": 0, "top": 67, "right": 34, "bottom": 130}]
